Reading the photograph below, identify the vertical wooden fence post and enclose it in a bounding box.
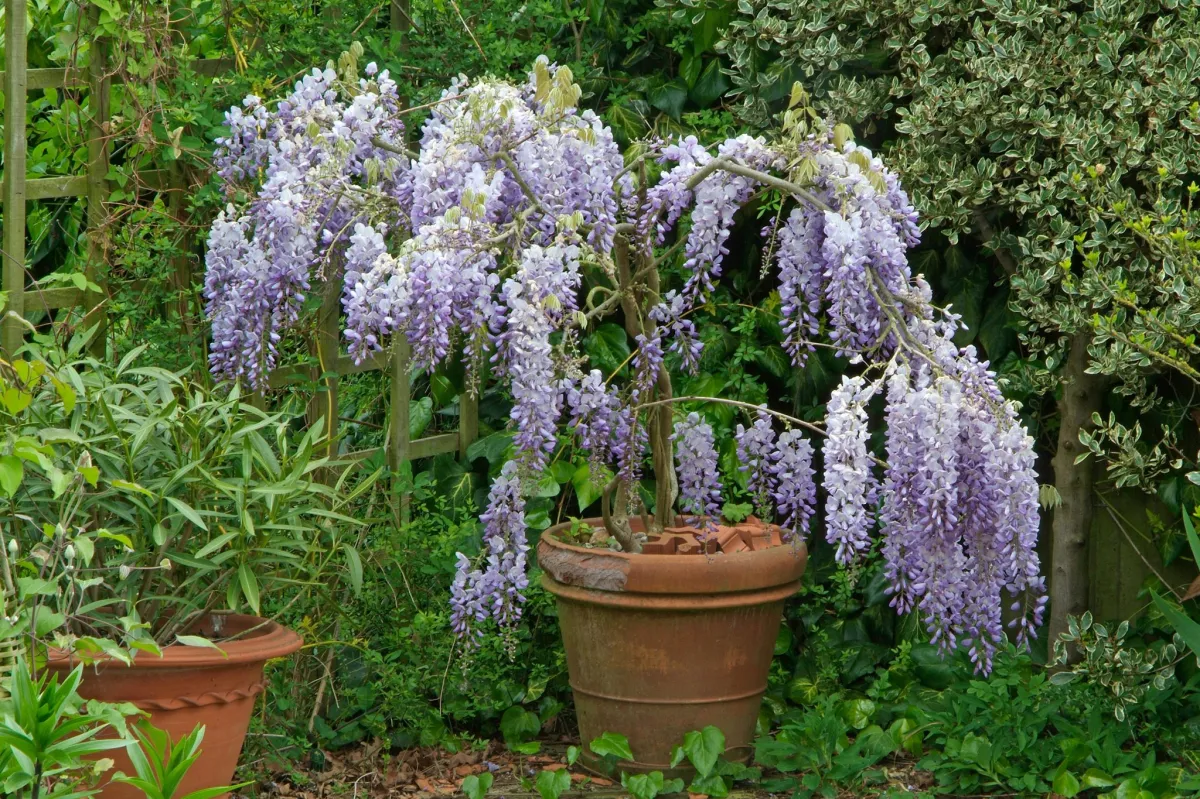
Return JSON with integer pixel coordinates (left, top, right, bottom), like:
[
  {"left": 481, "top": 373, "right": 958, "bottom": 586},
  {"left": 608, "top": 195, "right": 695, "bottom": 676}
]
[
  {"left": 168, "top": 163, "right": 196, "bottom": 336},
  {"left": 1, "top": 0, "right": 28, "bottom": 356},
  {"left": 307, "top": 278, "right": 341, "bottom": 462},
  {"left": 389, "top": 336, "right": 412, "bottom": 525},
  {"left": 84, "top": 4, "right": 110, "bottom": 356},
  {"left": 458, "top": 389, "right": 478, "bottom": 459}
]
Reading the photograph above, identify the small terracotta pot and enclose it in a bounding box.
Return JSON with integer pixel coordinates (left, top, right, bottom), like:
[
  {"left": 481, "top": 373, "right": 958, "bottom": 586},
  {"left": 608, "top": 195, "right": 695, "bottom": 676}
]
[
  {"left": 538, "top": 517, "right": 806, "bottom": 776},
  {"left": 45, "top": 614, "right": 302, "bottom": 799}
]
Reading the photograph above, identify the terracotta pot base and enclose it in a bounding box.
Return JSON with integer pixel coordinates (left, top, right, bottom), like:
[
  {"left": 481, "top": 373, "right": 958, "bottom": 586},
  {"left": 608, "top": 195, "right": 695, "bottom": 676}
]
[
  {"left": 539, "top": 518, "right": 806, "bottom": 775},
  {"left": 46, "top": 614, "right": 302, "bottom": 799}
]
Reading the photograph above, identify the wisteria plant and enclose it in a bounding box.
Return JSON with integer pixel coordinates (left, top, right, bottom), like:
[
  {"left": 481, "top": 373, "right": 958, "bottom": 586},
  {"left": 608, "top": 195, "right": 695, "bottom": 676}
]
[{"left": 206, "top": 54, "right": 1046, "bottom": 673}]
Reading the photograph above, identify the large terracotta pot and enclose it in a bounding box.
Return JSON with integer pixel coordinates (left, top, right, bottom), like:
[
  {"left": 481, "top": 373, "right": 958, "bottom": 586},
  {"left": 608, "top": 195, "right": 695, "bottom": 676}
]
[
  {"left": 45, "top": 614, "right": 302, "bottom": 799},
  {"left": 538, "top": 517, "right": 806, "bottom": 775}
]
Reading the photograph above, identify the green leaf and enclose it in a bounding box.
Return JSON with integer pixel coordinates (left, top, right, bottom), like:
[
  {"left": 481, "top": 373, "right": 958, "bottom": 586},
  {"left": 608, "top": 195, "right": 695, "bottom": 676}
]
[
  {"left": 589, "top": 731, "right": 634, "bottom": 762},
  {"left": 689, "top": 59, "right": 730, "bottom": 109},
  {"left": 583, "top": 323, "right": 630, "bottom": 376},
  {"left": 649, "top": 78, "right": 689, "bottom": 120},
  {"left": 1151, "top": 590, "right": 1200, "bottom": 658},
  {"left": 535, "top": 769, "right": 571, "bottom": 799},
  {"left": 111, "top": 479, "right": 154, "bottom": 496},
  {"left": 500, "top": 706, "right": 541, "bottom": 745},
  {"left": 34, "top": 610, "right": 66, "bottom": 636},
  {"left": 1183, "top": 508, "right": 1200, "bottom": 566},
  {"left": 689, "top": 773, "right": 729, "bottom": 798},
  {"left": 174, "top": 635, "right": 227, "bottom": 655},
  {"left": 566, "top": 746, "right": 580, "bottom": 767},
  {"left": 409, "top": 397, "right": 434, "bottom": 439},
  {"left": 838, "top": 699, "right": 876, "bottom": 731},
  {"left": 462, "top": 772, "right": 494, "bottom": 799},
  {"left": 342, "top": 543, "right": 364, "bottom": 594},
  {"left": 467, "top": 432, "right": 514, "bottom": 465},
  {"left": 166, "top": 496, "right": 208, "bottom": 531},
  {"left": 1053, "top": 769, "right": 1081, "bottom": 798},
  {"left": 910, "top": 644, "right": 956, "bottom": 690},
  {"left": 1081, "top": 769, "right": 1117, "bottom": 789},
  {"left": 681, "top": 726, "right": 725, "bottom": 777},
  {"left": 623, "top": 771, "right": 666, "bottom": 799},
  {"left": 238, "top": 563, "right": 261, "bottom": 615},
  {"left": 0, "top": 455, "right": 23, "bottom": 497},
  {"left": 572, "top": 464, "right": 608, "bottom": 511}
]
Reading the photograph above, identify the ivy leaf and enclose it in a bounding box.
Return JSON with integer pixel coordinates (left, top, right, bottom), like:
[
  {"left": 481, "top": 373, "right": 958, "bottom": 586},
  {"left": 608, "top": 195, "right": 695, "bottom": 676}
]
[
  {"left": 462, "top": 773, "right": 493, "bottom": 799},
  {"left": 648, "top": 78, "right": 688, "bottom": 121},
  {"left": 681, "top": 726, "right": 725, "bottom": 777},
  {"left": 535, "top": 769, "right": 571, "bottom": 799},
  {"left": 500, "top": 706, "right": 541, "bottom": 745},
  {"left": 588, "top": 731, "right": 634, "bottom": 761},
  {"left": 689, "top": 60, "right": 730, "bottom": 109}
]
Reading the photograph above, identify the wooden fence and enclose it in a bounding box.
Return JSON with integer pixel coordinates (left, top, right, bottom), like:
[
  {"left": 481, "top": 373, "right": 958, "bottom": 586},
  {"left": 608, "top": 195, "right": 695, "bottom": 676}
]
[{"left": 0, "top": 0, "right": 473, "bottom": 494}]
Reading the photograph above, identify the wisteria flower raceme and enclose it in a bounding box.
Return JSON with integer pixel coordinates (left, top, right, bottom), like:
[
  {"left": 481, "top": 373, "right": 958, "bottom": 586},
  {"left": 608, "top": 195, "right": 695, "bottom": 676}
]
[
  {"left": 823, "top": 375, "right": 879, "bottom": 564},
  {"left": 769, "top": 429, "right": 817, "bottom": 543},
  {"left": 736, "top": 409, "right": 777, "bottom": 518},
  {"left": 673, "top": 413, "right": 723, "bottom": 531}
]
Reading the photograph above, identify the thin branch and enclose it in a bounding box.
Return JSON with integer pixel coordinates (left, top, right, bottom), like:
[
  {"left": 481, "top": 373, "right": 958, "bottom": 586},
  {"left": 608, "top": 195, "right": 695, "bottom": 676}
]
[{"left": 370, "top": 135, "right": 419, "bottom": 160}]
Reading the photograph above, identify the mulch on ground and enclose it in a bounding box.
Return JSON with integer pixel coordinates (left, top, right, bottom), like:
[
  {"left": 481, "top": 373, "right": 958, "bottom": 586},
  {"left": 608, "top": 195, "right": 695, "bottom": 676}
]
[{"left": 242, "top": 737, "right": 938, "bottom": 799}]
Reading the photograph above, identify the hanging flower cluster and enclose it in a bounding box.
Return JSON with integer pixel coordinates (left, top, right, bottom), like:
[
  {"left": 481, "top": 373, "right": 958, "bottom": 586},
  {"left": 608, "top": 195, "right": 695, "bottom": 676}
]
[
  {"left": 207, "top": 59, "right": 410, "bottom": 386},
  {"left": 206, "top": 58, "right": 1045, "bottom": 672}
]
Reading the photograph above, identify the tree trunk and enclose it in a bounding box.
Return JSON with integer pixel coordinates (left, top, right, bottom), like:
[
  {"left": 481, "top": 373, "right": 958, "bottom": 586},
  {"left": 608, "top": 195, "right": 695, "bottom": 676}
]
[{"left": 1048, "top": 333, "right": 1107, "bottom": 652}]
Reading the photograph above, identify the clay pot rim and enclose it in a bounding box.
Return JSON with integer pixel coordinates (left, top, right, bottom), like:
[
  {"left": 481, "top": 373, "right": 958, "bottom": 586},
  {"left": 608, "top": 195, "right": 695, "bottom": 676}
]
[
  {"left": 538, "top": 516, "right": 806, "bottom": 596},
  {"left": 44, "top": 613, "right": 303, "bottom": 670}
]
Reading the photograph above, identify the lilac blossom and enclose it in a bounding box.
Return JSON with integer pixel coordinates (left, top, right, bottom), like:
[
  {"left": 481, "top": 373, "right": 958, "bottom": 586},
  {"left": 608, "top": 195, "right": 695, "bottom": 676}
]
[{"left": 673, "top": 413, "right": 723, "bottom": 530}]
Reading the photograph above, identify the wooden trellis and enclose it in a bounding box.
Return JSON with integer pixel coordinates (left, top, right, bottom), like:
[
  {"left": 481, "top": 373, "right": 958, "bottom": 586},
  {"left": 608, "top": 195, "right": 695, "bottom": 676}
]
[{"left": 0, "top": 0, "right": 475, "bottom": 490}]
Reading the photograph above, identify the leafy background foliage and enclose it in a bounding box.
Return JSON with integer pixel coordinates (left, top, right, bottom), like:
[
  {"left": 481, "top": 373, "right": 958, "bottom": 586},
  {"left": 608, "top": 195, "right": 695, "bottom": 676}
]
[{"left": 2, "top": 0, "right": 1199, "bottom": 793}]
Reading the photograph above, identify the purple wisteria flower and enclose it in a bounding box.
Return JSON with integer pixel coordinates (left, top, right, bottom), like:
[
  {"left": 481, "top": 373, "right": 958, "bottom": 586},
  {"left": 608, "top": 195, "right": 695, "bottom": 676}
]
[
  {"left": 823, "top": 375, "right": 879, "bottom": 563},
  {"left": 769, "top": 429, "right": 817, "bottom": 542},
  {"left": 736, "top": 409, "right": 777, "bottom": 517},
  {"left": 650, "top": 291, "right": 703, "bottom": 374},
  {"left": 673, "top": 413, "right": 723, "bottom": 530},
  {"left": 450, "top": 461, "right": 530, "bottom": 642},
  {"left": 566, "top": 370, "right": 630, "bottom": 474}
]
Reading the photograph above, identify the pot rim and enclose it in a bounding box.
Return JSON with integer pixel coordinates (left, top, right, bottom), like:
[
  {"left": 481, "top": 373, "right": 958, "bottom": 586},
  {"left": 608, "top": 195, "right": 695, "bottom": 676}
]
[
  {"left": 44, "top": 613, "right": 303, "bottom": 670},
  {"left": 537, "top": 517, "right": 806, "bottom": 596}
]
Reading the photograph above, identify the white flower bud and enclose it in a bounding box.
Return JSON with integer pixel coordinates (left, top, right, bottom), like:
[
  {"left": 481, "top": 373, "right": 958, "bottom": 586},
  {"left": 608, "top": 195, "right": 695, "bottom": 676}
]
[
  {"left": 119, "top": 564, "right": 132, "bottom": 580},
  {"left": 159, "top": 558, "right": 173, "bottom": 571},
  {"left": 64, "top": 544, "right": 76, "bottom": 561},
  {"left": 7, "top": 539, "right": 17, "bottom": 556}
]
